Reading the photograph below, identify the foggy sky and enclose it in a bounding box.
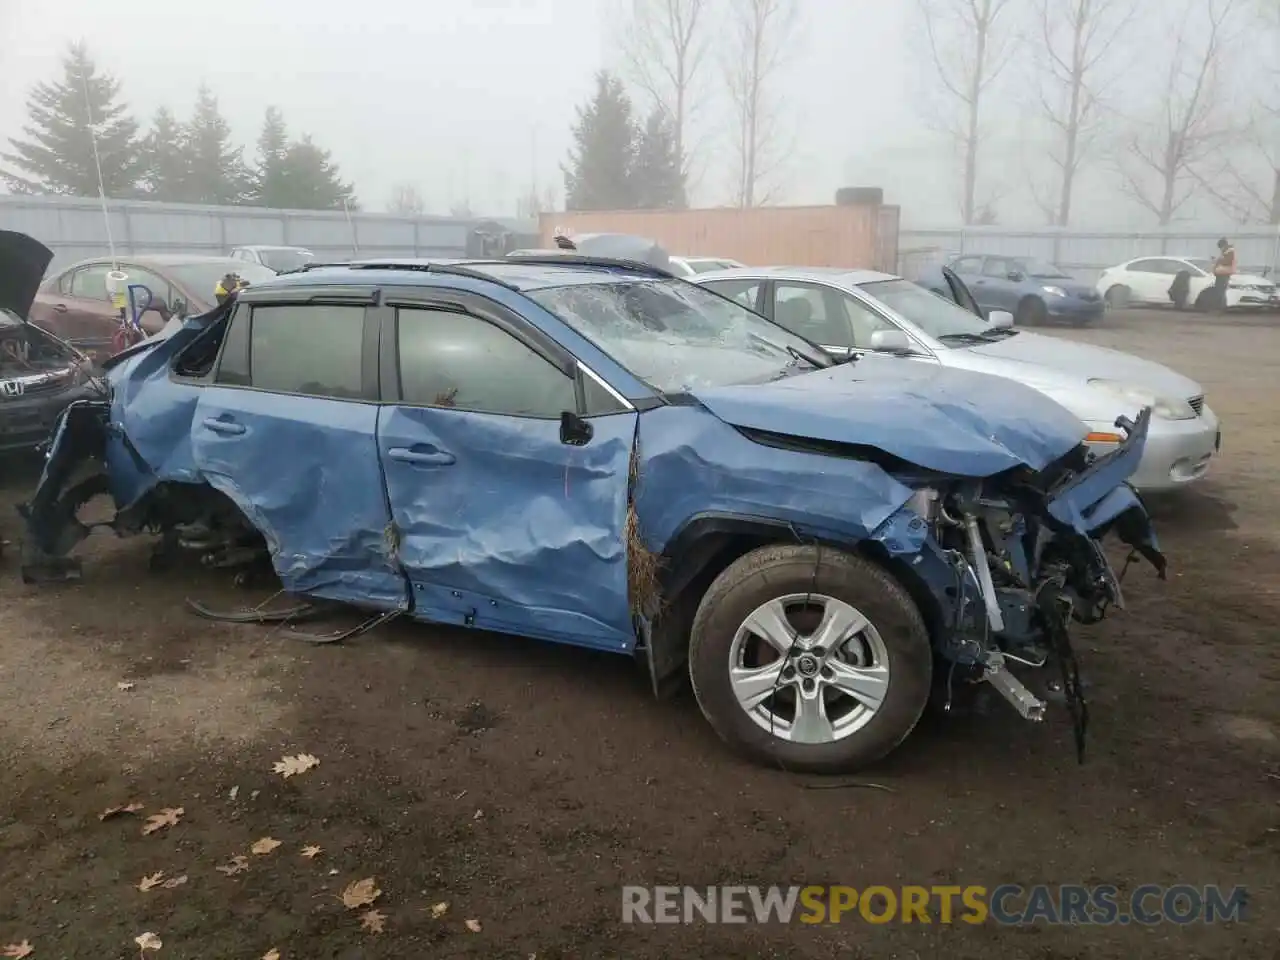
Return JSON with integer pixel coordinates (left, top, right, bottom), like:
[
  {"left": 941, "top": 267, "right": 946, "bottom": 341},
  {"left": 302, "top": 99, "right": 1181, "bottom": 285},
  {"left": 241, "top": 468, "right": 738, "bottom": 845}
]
[{"left": 1, "top": 0, "right": 1272, "bottom": 229}]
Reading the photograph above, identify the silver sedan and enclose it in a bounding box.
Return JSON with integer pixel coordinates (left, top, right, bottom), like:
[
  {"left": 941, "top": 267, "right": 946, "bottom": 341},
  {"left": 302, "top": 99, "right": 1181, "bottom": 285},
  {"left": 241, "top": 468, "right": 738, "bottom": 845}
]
[{"left": 691, "top": 266, "right": 1221, "bottom": 493}]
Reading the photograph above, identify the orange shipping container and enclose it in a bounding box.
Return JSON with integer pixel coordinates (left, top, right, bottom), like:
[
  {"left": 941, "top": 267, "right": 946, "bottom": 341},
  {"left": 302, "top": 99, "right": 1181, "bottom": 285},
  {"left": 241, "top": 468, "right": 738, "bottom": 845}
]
[{"left": 540, "top": 203, "right": 900, "bottom": 272}]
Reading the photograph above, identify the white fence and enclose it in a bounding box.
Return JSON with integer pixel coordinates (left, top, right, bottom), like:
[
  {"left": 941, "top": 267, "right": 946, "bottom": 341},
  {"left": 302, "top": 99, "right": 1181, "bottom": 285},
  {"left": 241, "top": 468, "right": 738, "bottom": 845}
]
[
  {"left": 898, "top": 225, "right": 1280, "bottom": 283},
  {"left": 0, "top": 194, "right": 487, "bottom": 272},
  {"left": 4, "top": 193, "right": 1279, "bottom": 283}
]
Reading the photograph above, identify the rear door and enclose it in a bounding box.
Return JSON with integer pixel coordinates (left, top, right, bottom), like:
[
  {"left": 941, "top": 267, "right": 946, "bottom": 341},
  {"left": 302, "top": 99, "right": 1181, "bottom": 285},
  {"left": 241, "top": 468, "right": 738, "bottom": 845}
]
[
  {"left": 374, "top": 289, "right": 638, "bottom": 650},
  {"left": 190, "top": 290, "right": 407, "bottom": 609},
  {"left": 34, "top": 263, "right": 120, "bottom": 354}
]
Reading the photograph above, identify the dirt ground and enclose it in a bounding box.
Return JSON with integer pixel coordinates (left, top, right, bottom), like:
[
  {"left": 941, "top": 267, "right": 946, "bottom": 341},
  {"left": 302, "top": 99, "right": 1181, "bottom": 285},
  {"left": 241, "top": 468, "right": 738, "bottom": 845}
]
[{"left": 0, "top": 308, "right": 1277, "bottom": 960}]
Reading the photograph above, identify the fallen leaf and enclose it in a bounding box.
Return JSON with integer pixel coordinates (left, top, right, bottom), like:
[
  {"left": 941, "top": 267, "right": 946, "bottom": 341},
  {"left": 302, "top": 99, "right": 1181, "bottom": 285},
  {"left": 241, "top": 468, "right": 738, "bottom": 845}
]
[
  {"left": 99, "top": 802, "right": 144, "bottom": 821},
  {"left": 300, "top": 845, "right": 322, "bottom": 859},
  {"left": 141, "top": 807, "right": 183, "bottom": 836},
  {"left": 262, "top": 951, "right": 280, "bottom": 960},
  {"left": 215, "top": 855, "right": 249, "bottom": 876},
  {"left": 360, "top": 910, "right": 386, "bottom": 934},
  {"left": 138, "top": 872, "right": 165, "bottom": 891},
  {"left": 272, "top": 754, "right": 320, "bottom": 778},
  {"left": 340, "top": 877, "right": 381, "bottom": 909},
  {"left": 161, "top": 875, "right": 187, "bottom": 889},
  {"left": 473, "top": 809, "right": 484, "bottom": 820},
  {"left": 228, "top": 786, "right": 239, "bottom": 801},
  {"left": 428, "top": 901, "right": 449, "bottom": 919},
  {"left": 250, "top": 837, "right": 282, "bottom": 855},
  {"left": 465, "top": 918, "right": 482, "bottom": 933},
  {"left": 134, "top": 931, "right": 162, "bottom": 952},
  {"left": 1, "top": 941, "right": 33, "bottom": 959},
  {"left": 117, "top": 681, "right": 136, "bottom": 691}
]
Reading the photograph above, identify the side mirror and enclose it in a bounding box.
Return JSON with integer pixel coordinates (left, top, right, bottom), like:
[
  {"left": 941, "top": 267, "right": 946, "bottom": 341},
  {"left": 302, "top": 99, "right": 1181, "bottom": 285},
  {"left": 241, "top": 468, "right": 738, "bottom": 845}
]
[
  {"left": 171, "top": 296, "right": 189, "bottom": 319},
  {"left": 560, "top": 410, "right": 594, "bottom": 446},
  {"left": 1007, "top": 271, "right": 1025, "bottom": 282},
  {"left": 869, "top": 329, "right": 913, "bottom": 353},
  {"left": 988, "top": 310, "right": 1015, "bottom": 329}
]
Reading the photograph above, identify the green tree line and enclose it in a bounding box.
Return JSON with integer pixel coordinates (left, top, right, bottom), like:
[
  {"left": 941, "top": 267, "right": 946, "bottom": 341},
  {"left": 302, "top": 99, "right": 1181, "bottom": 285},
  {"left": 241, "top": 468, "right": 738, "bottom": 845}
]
[
  {"left": 563, "top": 71, "right": 686, "bottom": 212},
  {"left": 2, "top": 42, "right": 357, "bottom": 211}
]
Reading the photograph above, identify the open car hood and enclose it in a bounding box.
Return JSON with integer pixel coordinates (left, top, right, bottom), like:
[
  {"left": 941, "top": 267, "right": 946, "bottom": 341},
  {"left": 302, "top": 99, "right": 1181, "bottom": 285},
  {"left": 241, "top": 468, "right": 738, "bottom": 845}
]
[
  {"left": 691, "top": 355, "right": 1094, "bottom": 478},
  {"left": 0, "top": 230, "right": 54, "bottom": 319}
]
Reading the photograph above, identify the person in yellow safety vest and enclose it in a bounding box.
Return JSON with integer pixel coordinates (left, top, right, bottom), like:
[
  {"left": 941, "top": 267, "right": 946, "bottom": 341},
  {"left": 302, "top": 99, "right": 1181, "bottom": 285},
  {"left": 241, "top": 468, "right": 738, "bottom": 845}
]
[
  {"left": 215, "top": 272, "right": 250, "bottom": 306},
  {"left": 1211, "top": 237, "right": 1236, "bottom": 313}
]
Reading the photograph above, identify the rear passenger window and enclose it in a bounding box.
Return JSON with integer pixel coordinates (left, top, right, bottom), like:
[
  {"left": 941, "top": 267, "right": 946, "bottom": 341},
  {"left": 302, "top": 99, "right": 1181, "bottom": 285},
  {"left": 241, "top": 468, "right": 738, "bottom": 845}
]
[
  {"left": 397, "top": 307, "right": 577, "bottom": 418},
  {"left": 248, "top": 304, "right": 365, "bottom": 398}
]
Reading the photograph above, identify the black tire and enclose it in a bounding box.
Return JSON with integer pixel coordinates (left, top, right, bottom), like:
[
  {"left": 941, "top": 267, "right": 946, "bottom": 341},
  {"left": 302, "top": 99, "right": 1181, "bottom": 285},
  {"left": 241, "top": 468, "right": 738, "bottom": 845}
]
[
  {"left": 687, "top": 544, "right": 932, "bottom": 774},
  {"left": 1104, "top": 284, "right": 1130, "bottom": 308},
  {"left": 1015, "top": 296, "right": 1047, "bottom": 326}
]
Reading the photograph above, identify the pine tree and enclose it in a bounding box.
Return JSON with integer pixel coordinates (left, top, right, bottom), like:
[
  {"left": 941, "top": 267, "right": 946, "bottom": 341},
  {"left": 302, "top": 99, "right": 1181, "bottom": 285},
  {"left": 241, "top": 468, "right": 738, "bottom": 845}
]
[
  {"left": 1, "top": 42, "right": 143, "bottom": 197},
  {"left": 248, "top": 106, "right": 289, "bottom": 207},
  {"left": 182, "top": 85, "right": 249, "bottom": 204},
  {"left": 563, "top": 71, "right": 637, "bottom": 211},
  {"left": 274, "top": 136, "right": 357, "bottom": 211},
  {"left": 140, "top": 106, "right": 191, "bottom": 201},
  {"left": 631, "top": 108, "right": 686, "bottom": 209}
]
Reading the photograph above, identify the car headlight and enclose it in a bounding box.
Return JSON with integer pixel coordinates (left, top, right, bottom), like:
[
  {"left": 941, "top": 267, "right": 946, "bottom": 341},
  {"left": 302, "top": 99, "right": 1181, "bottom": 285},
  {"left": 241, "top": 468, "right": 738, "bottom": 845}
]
[
  {"left": 1088, "top": 378, "right": 1196, "bottom": 420},
  {"left": 1042, "top": 285, "right": 1067, "bottom": 297}
]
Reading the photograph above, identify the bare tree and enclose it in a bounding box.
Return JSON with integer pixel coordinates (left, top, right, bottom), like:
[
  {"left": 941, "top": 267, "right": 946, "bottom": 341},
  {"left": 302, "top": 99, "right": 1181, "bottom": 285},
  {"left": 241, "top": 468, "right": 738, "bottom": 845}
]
[
  {"left": 723, "top": 0, "right": 799, "bottom": 207},
  {"left": 919, "top": 0, "right": 1019, "bottom": 224},
  {"left": 1197, "top": 107, "right": 1280, "bottom": 224},
  {"left": 1029, "top": 0, "right": 1137, "bottom": 225},
  {"left": 386, "top": 182, "right": 426, "bottom": 215},
  {"left": 620, "top": 0, "right": 708, "bottom": 180},
  {"left": 1119, "top": 0, "right": 1239, "bottom": 225}
]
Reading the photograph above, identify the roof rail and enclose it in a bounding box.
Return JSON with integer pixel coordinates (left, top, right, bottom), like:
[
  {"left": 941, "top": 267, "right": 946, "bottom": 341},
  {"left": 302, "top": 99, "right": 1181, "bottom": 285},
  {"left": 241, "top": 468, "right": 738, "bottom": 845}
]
[
  {"left": 501, "top": 253, "right": 675, "bottom": 279},
  {"left": 286, "top": 259, "right": 519, "bottom": 290}
]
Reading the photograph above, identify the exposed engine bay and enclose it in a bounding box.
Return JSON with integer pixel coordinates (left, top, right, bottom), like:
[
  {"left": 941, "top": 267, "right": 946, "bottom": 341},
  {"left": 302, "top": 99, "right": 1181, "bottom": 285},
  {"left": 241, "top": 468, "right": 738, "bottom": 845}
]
[
  {"left": 1, "top": 313, "right": 79, "bottom": 377},
  {"left": 888, "top": 434, "right": 1166, "bottom": 758}
]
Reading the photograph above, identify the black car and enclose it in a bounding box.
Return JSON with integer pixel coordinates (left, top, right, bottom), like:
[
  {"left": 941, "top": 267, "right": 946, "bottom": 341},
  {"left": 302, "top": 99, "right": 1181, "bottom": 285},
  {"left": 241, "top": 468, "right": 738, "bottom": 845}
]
[{"left": 1, "top": 231, "right": 103, "bottom": 455}]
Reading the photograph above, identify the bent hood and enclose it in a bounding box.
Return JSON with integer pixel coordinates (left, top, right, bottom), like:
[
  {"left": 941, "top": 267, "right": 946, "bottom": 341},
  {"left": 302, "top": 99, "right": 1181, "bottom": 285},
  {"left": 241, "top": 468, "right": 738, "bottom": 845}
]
[
  {"left": 949, "top": 331, "right": 1202, "bottom": 398},
  {"left": 691, "top": 355, "right": 1091, "bottom": 477},
  {"left": 0, "top": 230, "right": 54, "bottom": 318}
]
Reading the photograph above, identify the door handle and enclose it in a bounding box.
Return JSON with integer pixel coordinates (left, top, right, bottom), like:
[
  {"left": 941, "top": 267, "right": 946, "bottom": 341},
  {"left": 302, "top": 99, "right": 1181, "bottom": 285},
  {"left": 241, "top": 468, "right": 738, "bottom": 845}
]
[
  {"left": 53, "top": 303, "right": 68, "bottom": 313},
  {"left": 388, "top": 446, "right": 456, "bottom": 467},
  {"left": 202, "top": 417, "right": 246, "bottom": 436}
]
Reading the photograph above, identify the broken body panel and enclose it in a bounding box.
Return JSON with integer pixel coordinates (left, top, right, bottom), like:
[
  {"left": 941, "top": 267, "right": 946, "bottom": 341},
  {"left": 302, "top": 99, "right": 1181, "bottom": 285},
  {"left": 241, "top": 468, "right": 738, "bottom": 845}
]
[{"left": 18, "top": 269, "right": 1165, "bottom": 758}]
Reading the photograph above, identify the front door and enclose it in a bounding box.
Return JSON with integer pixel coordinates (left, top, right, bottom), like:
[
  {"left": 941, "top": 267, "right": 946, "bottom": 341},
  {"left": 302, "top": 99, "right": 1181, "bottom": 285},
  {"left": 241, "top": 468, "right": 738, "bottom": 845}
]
[
  {"left": 375, "top": 299, "right": 637, "bottom": 650},
  {"left": 942, "top": 266, "right": 985, "bottom": 318},
  {"left": 190, "top": 298, "right": 407, "bottom": 609}
]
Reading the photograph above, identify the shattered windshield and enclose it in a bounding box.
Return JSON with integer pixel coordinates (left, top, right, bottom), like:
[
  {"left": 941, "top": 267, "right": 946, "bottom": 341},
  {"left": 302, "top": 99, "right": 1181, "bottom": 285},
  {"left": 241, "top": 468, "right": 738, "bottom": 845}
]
[{"left": 529, "top": 278, "right": 828, "bottom": 393}]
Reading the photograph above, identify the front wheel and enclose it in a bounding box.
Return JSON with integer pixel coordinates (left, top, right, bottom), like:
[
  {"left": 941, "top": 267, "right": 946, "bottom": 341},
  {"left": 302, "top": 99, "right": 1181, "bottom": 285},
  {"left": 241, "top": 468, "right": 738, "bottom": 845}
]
[{"left": 688, "top": 544, "right": 932, "bottom": 773}]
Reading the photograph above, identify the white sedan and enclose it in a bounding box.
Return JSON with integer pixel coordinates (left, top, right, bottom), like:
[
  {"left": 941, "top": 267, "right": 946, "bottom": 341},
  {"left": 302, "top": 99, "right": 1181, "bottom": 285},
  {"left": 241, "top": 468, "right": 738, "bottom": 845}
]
[
  {"left": 693, "top": 265, "right": 1222, "bottom": 492},
  {"left": 1096, "top": 255, "right": 1279, "bottom": 310}
]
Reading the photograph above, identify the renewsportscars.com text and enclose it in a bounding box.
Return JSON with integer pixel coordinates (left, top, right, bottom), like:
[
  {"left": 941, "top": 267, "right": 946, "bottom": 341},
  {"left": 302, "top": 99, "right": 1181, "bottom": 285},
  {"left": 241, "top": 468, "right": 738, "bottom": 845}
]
[{"left": 621, "top": 884, "right": 1248, "bottom": 926}]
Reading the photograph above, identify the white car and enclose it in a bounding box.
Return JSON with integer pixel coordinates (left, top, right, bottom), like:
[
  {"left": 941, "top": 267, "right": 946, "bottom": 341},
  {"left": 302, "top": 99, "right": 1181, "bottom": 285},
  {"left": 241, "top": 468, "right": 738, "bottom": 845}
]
[
  {"left": 693, "top": 265, "right": 1221, "bottom": 493},
  {"left": 667, "top": 256, "right": 745, "bottom": 277},
  {"left": 229, "top": 245, "right": 317, "bottom": 274},
  {"left": 1096, "top": 255, "right": 1279, "bottom": 310}
]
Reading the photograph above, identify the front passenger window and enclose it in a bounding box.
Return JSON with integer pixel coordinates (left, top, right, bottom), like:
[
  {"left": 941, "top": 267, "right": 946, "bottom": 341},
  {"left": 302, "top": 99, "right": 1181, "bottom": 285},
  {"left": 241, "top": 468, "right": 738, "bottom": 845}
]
[
  {"left": 248, "top": 304, "right": 365, "bottom": 398},
  {"left": 397, "top": 307, "right": 577, "bottom": 418}
]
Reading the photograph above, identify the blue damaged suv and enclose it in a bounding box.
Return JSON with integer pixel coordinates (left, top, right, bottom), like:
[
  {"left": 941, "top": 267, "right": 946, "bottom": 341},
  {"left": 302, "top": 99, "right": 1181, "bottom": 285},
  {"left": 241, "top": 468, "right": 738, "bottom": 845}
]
[{"left": 19, "top": 253, "right": 1164, "bottom": 772}]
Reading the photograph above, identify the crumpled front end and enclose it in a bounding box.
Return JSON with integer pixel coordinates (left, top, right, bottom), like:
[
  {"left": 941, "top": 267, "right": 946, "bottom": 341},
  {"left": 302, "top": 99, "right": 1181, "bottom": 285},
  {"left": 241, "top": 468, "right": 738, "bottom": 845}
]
[{"left": 871, "top": 407, "right": 1164, "bottom": 758}]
